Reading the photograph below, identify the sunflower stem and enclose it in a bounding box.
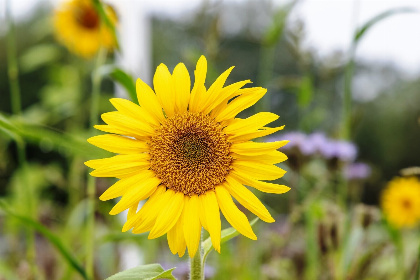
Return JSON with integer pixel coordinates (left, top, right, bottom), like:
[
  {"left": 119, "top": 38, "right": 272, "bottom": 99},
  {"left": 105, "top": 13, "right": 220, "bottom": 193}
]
[
  {"left": 6, "top": 0, "right": 37, "bottom": 276},
  {"left": 85, "top": 47, "right": 107, "bottom": 280},
  {"left": 190, "top": 233, "right": 205, "bottom": 280}
]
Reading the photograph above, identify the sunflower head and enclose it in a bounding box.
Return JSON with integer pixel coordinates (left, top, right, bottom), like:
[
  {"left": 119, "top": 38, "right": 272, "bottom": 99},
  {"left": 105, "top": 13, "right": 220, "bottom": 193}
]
[
  {"left": 54, "top": 0, "right": 117, "bottom": 58},
  {"left": 86, "top": 56, "right": 290, "bottom": 257},
  {"left": 381, "top": 176, "right": 420, "bottom": 228}
]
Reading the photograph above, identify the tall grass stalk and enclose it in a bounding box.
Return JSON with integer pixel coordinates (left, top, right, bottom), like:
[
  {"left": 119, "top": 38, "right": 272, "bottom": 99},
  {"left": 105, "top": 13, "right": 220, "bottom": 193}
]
[
  {"left": 6, "top": 0, "right": 37, "bottom": 275},
  {"left": 85, "top": 48, "right": 107, "bottom": 279}
]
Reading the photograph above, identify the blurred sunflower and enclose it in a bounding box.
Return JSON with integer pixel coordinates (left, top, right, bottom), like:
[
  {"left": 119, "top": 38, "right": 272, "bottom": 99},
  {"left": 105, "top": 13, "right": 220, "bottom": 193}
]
[
  {"left": 54, "top": 0, "right": 117, "bottom": 58},
  {"left": 381, "top": 176, "right": 420, "bottom": 228},
  {"left": 86, "top": 56, "right": 290, "bottom": 257}
]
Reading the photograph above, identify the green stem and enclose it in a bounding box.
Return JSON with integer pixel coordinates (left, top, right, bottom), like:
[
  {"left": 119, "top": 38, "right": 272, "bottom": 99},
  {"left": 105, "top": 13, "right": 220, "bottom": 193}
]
[
  {"left": 396, "top": 232, "right": 406, "bottom": 280},
  {"left": 6, "top": 0, "right": 37, "bottom": 275},
  {"left": 415, "top": 242, "right": 420, "bottom": 280},
  {"left": 190, "top": 234, "right": 204, "bottom": 280},
  {"left": 85, "top": 48, "right": 107, "bottom": 280}
]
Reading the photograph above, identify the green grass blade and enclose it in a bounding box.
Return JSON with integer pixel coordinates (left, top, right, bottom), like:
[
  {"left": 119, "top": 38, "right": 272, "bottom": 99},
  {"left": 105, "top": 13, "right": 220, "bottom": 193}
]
[
  {"left": 0, "top": 200, "right": 88, "bottom": 280},
  {"left": 354, "top": 7, "right": 417, "bottom": 42},
  {"left": 0, "top": 113, "right": 109, "bottom": 158}
]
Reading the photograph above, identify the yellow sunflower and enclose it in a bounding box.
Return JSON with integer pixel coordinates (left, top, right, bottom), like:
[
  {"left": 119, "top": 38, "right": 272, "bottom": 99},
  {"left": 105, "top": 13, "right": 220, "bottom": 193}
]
[
  {"left": 381, "top": 176, "right": 420, "bottom": 228},
  {"left": 53, "top": 0, "right": 117, "bottom": 58},
  {"left": 86, "top": 56, "right": 290, "bottom": 257}
]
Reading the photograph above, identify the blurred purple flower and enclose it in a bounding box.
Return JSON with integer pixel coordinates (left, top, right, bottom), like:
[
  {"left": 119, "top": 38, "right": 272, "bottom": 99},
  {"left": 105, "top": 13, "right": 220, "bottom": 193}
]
[
  {"left": 344, "top": 162, "right": 371, "bottom": 180},
  {"left": 268, "top": 131, "right": 358, "bottom": 162},
  {"left": 319, "top": 140, "right": 358, "bottom": 162}
]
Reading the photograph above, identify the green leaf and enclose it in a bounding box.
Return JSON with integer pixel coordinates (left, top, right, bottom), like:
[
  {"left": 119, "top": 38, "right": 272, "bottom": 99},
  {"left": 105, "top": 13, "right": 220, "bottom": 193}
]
[
  {"left": 354, "top": 7, "right": 416, "bottom": 42},
  {"left": 19, "top": 44, "right": 61, "bottom": 73},
  {"left": 203, "top": 217, "right": 259, "bottom": 261},
  {"left": 0, "top": 112, "right": 109, "bottom": 159},
  {"left": 100, "top": 66, "right": 137, "bottom": 103},
  {"left": 0, "top": 200, "right": 88, "bottom": 280},
  {"left": 106, "top": 264, "right": 176, "bottom": 280}
]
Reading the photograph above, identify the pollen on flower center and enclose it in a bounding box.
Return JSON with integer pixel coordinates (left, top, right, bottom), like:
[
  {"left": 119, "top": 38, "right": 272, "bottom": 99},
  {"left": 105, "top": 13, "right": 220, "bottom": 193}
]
[
  {"left": 149, "top": 112, "right": 233, "bottom": 196},
  {"left": 74, "top": 6, "right": 99, "bottom": 29}
]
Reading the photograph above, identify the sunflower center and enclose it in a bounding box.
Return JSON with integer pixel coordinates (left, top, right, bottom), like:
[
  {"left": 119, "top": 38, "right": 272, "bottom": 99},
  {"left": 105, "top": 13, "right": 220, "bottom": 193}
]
[
  {"left": 74, "top": 5, "right": 100, "bottom": 30},
  {"left": 149, "top": 112, "right": 232, "bottom": 196},
  {"left": 402, "top": 199, "right": 412, "bottom": 210}
]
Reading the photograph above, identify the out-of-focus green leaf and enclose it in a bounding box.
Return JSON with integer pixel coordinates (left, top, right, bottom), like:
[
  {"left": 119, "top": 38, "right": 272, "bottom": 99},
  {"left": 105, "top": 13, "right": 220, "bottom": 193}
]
[
  {"left": 0, "top": 114, "right": 22, "bottom": 142},
  {"left": 262, "top": 3, "right": 295, "bottom": 46},
  {"left": 100, "top": 66, "right": 137, "bottom": 102},
  {"left": 354, "top": 7, "right": 416, "bottom": 42},
  {"left": 298, "top": 74, "right": 313, "bottom": 108},
  {"left": 105, "top": 264, "right": 176, "bottom": 280},
  {"left": 0, "top": 200, "right": 88, "bottom": 280},
  {"left": 0, "top": 113, "right": 109, "bottom": 158},
  {"left": 203, "top": 217, "right": 258, "bottom": 261},
  {"left": 19, "top": 44, "right": 61, "bottom": 73}
]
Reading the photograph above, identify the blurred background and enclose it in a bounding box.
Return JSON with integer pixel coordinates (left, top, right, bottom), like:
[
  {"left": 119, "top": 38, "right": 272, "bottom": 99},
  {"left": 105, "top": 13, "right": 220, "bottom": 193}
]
[{"left": 1, "top": 0, "right": 420, "bottom": 279}]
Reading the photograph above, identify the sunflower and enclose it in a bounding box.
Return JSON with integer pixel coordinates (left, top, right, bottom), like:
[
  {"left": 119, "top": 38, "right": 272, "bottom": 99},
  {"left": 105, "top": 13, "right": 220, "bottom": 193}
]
[
  {"left": 86, "top": 56, "right": 290, "bottom": 257},
  {"left": 53, "top": 0, "right": 117, "bottom": 58},
  {"left": 381, "top": 177, "right": 420, "bottom": 228}
]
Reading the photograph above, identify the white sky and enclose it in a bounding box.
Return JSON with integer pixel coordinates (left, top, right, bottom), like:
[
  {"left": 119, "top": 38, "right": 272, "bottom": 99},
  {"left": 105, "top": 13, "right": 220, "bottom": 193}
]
[{"left": 5, "top": 0, "right": 420, "bottom": 74}]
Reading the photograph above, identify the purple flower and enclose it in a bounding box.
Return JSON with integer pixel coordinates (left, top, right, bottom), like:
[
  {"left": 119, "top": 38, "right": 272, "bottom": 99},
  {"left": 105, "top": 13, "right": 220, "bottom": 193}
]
[
  {"left": 319, "top": 140, "right": 357, "bottom": 162},
  {"left": 344, "top": 162, "right": 371, "bottom": 180}
]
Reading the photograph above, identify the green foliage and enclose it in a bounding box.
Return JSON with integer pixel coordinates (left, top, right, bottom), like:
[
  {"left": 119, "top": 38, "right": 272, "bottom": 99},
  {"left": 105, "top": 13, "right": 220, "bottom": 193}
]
[
  {"left": 105, "top": 264, "right": 176, "bottom": 280},
  {"left": 0, "top": 200, "right": 88, "bottom": 279}
]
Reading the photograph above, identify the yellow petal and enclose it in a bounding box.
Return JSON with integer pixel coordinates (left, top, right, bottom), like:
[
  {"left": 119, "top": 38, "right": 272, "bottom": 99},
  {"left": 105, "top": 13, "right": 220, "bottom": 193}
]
[
  {"left": 199, "top": 66, "right": 234, "bottom": 113},
  {"left": 224, "top": 112, "right": 279, "bottom": 135},
  {"left": 215, "top": 88, "right": 266, "bottom": 122},
  {"left": 154, "top": 64, "right": 175, "bottom": 117},
  {"left": 199, "top": 198, "right": 208, "bottom": 231},
  {"left": 230, "top": 126, "right": 285, "bottom": 142},
  {"left": 172, "top": 63, "right": 191, "bottom": 113},
  {"left": 94, "top": 125, "right": 140, "bottom": 139},
  {"left": 200, "top": 191, "right": 221, "bottom": 253},
  {"left": 183, "top": 195, "right": 202, "bottom": 257},
  {"left": 136, "top": 78, "right": 166, "bottom": 123},
  {"left": 85, "top": 154, "right": 149, "bottom": 169},
  {"left": 86, "top": 154, "right": 150, "bottom": 177},
  {"left": 148, "top": 190, "right": 184, "bottom": 239},
  {"left": 109, "top": 98, "right": 159, "bottom": 127},
  {"left": 189, "top": 56, "right": 207, "bottom": 113},
  {"left": 99, "top": 170, "right": 156, "bottom": 201},
  {"left": 132, "top": 188, "right": 173, "bottom": 234},
  {"left": 230, "top": 140, "right": 289, "bottom": 156},
  {"left": 109, "top": 177, "right": 161, "bottom": 215},
  {"left": 90, "top": 164, "right": 149, "bottom": 178},
  {"left": 232, "top": 150, "right": 288, "bottom": 165},
  {"left": 232, "top": 160, "right": 286, "bottom": 181},
  {"left": 231, "top": 170, "right": 290, "bottom": 194},
  {"left": 203, "top": 79, "right": 251, "bottom": 115},
  {"left": 127, "top": 204, "right": 138, "bottom": 220},
  {"left": 215, "top": 186, "right": 257, "bottom": 240},
  {"left": 122, "top": 186, "right": 166, "bottom": 232},
  {"left": 101, "top": 112, "right": 155, "bottom": 137},
  {"left": 87, "top": 134, "right": 148, "bottom": 154},
  {"left": 168, "top": 209, "right": 187, "bottom": 257},
  {"left": 224, "top": 177, "right": 274, "bottom": 223}
]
